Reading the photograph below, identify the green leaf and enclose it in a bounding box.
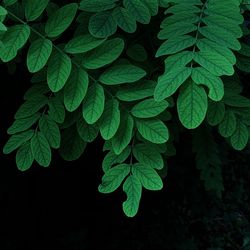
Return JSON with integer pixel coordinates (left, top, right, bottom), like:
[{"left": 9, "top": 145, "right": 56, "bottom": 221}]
[
  {"left": 47, "top": 50, "right": 72, "bottom": 92},
  {"left": 48, "top": 96, "right": 65, "bottom": 124},
  {"left": 7, "top": 113, "right": 40, "bottom": 135},
  {"left": 77, "top": 118, "right": 99, "bottom": 142},
  {"left": 177, "top": 81, "right": 208, "bottom": 129},
  {"left": 158, "top": 22, "right": 197, "bottom": 40},
  {"left": 79, "top": 0, "right": 117, "bottom": 12},
  {"left": 206, "top": 101, "right": 225, "bottom": 126},
  {"left": 0, "top": 24, "right": 30, "bottom": 62},
  {"left": 100, "top": 99, "right": 120, "bottom": 140},
  {"left": 82, "top": 38, "right": 124, "bottom": 69},
  {"left": 102, "top": 147, "right": 131, "bottom": 172},
  {"left": 230, "top": 120, "right": 249, "bottom": 150},
  {"left": 24, "top": 0, "right": 49, "bottom": 21},
  {"left": 196, "top": 38, "right": 236, "bottom": 65},
  {"left": 133, "top": 143, "right": 164, "bottom": 170},
  {"left": 45, "top": 3, "right": 78, "bottom": 38},
  {"left": 122, "top": 175, "right": 142, "bottom": 217},
  {"left": 204, "top": 6, "right": 243, "bottom": 25},
  {"left": 112, "top": 113, "right": 134, "bottom": 154},
  {"left": 64, "top": 34, "right": 106, "bottom": 54},
  {"left": 156, "top": 35, "right": 196, "bottom": 57},
  {"left": 3, "top": 130, "right": 34, "bottom": 154},
  {"left": 160, "top": 13, "right": 200, "bottom": 27},
  {"left": 59, "top": 126, "right": 87, "bottom": 161},
  {"left": 99, "top": 64, "right": 146, "bottom": 85},
  {"left": 164, "top": 51, "right": 193, "bottom": 72},
  {"left": 82, "top": 83, "right": 105, "bottom": 124},
  {"left": 24, "top": 84, "right": 49, "bottom": 100},
  {"left": 116, "top": 80, "right": 155, "bottom": 101},
  {"left": 199, "top": 25, "right": 241, "bottom": 51},
  {"left": 98, "top": 164, "right": 130, "bottom": 193},
  {"left": 31, "top": 131, "right": 51, "bottom": 167},
  {"left": 14, "top": 95, "right": 48, "bottom": 119},
  {"left": 113, "top": 7, "right": 137, "bottom": 33},
  {"left": 191, "top": 67, "right": 224, "bottom": 101},
  {"left": 64, "top": 66, "right": 89, "bottom": 112},
  {"left": 16, "top": 142, "right": 34, "bottom": 171},
  {"left": 39, "top": 115, "right": 61, "bottom": 149},
  {"left": 131, "top": 98, "right": 168, "bottom": 118},
  {"left": 27, "top": 38, "right": 52, "bottom": 73},
  {"left": 132, "top": 163, "right": 163, "bottom": 190},
  {"left": 154, "top": 67, "right": 191, "bottom": 101},
  {"left": 88, "top": 10, "right": 117, "bottom": 38},
  {"left": 123, "top": 0, "right": 151, "bottom": 24},
  {"left": 0, "top": 6, "right": 7, "bottom": 16},
  {"left": 136, "top": 118, "right": 169, "bottom": 144},
  {"left": 218, "top": 110, "right": 237, "bottom": 138},
  {"left": 0, "top": 22, "right": 7, "bottom": 31},
  {"left": 3, "top": 0, "right": 17, "bottom": 6},
  {"left": 141, "top": 0, "right": 158, "bottom": 16},
  {"left": 194, "top": 51, "right": 234, "bottom": 76},
  {"left": 223, "top": 95, "right": 250, "bottom": 108}
]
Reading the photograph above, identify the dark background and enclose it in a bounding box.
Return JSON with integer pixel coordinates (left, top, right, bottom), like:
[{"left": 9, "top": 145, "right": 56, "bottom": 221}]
[{"left": 1, "top": 66, "right": 250, "bottom": 250}]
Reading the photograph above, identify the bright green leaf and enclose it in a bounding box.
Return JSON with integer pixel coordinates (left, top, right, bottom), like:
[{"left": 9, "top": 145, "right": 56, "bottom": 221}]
[
  {"left": 98, "top": 164, "right": 130, "bottom": 193},
  {"left": 132, "top": 163, "right": 163, "bottom": 190},
  {"left": 99, "top": 64, "right": 146, "bottom": 85},
  {"left": 136, "top": 118, "right": 169, "bottom": 144},
  {"left": 39, "top": 115, "right": 61, "bottom": 149},
  {"left": 82, "top": 38, "right": 124, "bottom": 69},
  {"left": 27, "top": 38, "right": 52, "bottom": 73},
  {"left": 3, "top": 130, "right": 34, "bottom": 154},
  {"left": 24, "top": 0, "right": 49, "bottom": 21},
  {"left": 133, "top": 143, "right": 164, "bottom": 170},
  {"left": 112, "top": 113, "right": 134, "bottom": 154},
  {"left": 177, "top": 80, "right": 208, "bottom": 129},
  {"left": 31, "top": 131, "right": 51, "bottom": 167},
  {"left": 82, "top": 83, "right": 105, "bottom": 124},
  {"left": 47, "top": 50, "right": 72, "bottom": 92},
  {"left": 45, "top": 3, "right": 78, "bottom": 38},
  {"left": 122, "top": 175, "right": 142, "bottom": 217},
  {"left": 64, "top": 34, "right": 106, "bottom": 54},
  {"left": 64, "top": 66, "right": 89, "bottom": 112},
  {"left": 131, "top": 98, "right": 168, "bottom": 118},
  {"left": 15, "top": 142, "right": 34, "bottom": 171},
  {"left": 100, "top": 99, "right": 120, "bottom": 140}
]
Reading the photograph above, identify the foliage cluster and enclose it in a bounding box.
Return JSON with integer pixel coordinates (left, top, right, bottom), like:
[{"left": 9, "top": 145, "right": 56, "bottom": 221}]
[{"left": 1, "top": 0, "right": 250, "bottom": 217}]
